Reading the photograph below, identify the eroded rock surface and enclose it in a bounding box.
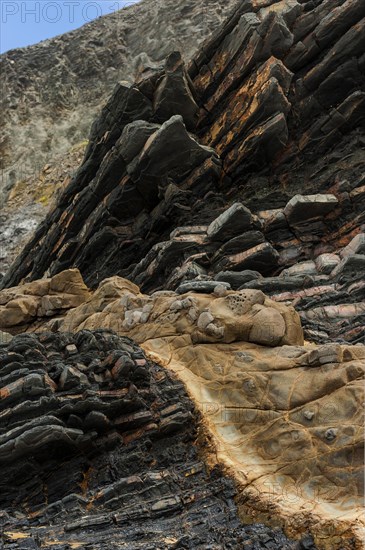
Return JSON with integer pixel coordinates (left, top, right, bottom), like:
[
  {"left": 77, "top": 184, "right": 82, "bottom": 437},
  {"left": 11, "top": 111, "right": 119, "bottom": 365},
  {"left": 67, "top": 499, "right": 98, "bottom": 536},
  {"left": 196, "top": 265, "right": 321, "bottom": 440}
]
[
  {"left": 0, "top": 330, "right": 313, "bottom": 550},
  {"left": 2, "top": 0, "right": 364, "bottom": 349},
  {"left": 1, "top": 0, "right": 365, "bottom": 548},
  {"left": 0, "top": 269, "right": 89, "bottom": 331},
  {"left": 1, "top": 272, "right": 363, "bottom": 547},
  {"left": 1, "top": 0, "right": 239, "bottom": 199}
]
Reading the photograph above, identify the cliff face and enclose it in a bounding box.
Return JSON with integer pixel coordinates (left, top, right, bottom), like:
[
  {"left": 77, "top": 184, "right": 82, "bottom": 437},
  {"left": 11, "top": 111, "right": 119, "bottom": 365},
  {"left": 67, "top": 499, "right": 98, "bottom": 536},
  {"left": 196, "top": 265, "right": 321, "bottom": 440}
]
[
  {"left": 0, "top": 0, "right": 238, "bottom": 198},
  {"left": 3, "top": 0, "right": 365, "bottom": 344},
  {"left": 0, "top": 0, "right": 364, "bottom": 548}
]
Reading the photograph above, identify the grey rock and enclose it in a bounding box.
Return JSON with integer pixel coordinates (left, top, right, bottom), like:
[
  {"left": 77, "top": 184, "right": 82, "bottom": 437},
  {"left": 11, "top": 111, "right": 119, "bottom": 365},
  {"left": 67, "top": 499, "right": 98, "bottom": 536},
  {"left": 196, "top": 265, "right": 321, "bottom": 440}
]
[
  {"left": 153, "top": 51, "right": 199, "bottom": 130},
  {"left": 128, "top": 115, "right": 218, "bottom": 203},
  {"left": 214, "top": 270, "right": 262, "bottom": 290},
  {"left": 280, "top": 261, "right": 317, "bottom": 278},
  {"left": 207, "top": 203, "right": 254, "bottom": 242},
  {"left": 340, "top": 233, "right": 365, "bottom": 258},
  {"left": 0, "top": 330, "right": 13, "bottom": 346},
  {"left": 118, "top": 120, "right": 160, "bottom": 165},
  {"left": 216, "top": 242, "right": 280, "bottom": 275},
  {"left": 315, "top": 253, "right": 340, "bottom": 275},
  {"left": 1, "top": 0, "right": 238, "bottom": 198},
  {"left": 330, "top": 254, "right": 365, "bottom": 283},
  {"left": 283, "top": 194, "right": 338, "bottom": 225},
  {"left": 176, "top": 280, "right": 231, "bottom": 295},
  {"left": 216, "top": 230, "right": 266, "bottom": 256}
]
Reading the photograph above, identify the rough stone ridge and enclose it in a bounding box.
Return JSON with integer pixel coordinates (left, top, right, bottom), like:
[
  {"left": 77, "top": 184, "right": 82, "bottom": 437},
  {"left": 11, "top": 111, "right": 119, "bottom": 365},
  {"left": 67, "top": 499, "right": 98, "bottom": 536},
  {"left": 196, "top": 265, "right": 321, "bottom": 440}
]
[
  {"left": 2, "top": 0, "right": 364, "bottom": 351},
  {"left": 1, "top": 272, "right": 363, "bottom": 547},
  {"left": 0, "top": 0, "right": 239, "bottom": 199}
]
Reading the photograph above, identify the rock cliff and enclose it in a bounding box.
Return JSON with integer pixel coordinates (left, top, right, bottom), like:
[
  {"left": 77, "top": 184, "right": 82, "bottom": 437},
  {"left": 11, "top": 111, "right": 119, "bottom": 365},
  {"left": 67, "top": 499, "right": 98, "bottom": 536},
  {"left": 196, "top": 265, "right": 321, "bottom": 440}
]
[
  {"left": 0, "top": 0, "right": 238, "bottom": 199},
  {"left": 1, "top": 0, "right": 364, "bottom": 548}
]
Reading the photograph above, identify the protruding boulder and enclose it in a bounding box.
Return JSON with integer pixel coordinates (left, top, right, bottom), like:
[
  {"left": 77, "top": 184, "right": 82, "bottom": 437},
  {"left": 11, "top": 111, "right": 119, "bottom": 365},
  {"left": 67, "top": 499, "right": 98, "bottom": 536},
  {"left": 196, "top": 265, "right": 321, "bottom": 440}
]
[
  {"left": 128, "top": 115, "right": 218, "bottom": 203},
  {"left": 207, "top": 203, "right": 254, "bottom": 242},
  {"left": 153, "top": 51, "right": 199, "bottom": 130},
  {"left": 340, "top": 233, "right": 365, "bottom": 258},
  {"left": 315, "top": 253, "right": 341, "bottom": 274},
  {"left": 283, "top": 194, "right": 339, "bottom": 225},
  {"left": 215, "top": 243, "right": 280, "bottom": 275},
  {"left": 214, "top": 270, "right": 262, "bottom": 290},
  {"left": 330, "top": 254, "right": 365, "bottom": 282}
]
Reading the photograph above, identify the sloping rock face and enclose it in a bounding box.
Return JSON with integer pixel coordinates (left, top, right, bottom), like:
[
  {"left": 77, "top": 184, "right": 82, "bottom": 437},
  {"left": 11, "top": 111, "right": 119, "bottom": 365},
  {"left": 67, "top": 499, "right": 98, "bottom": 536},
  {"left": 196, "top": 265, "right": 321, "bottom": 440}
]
[
  {"left": 1, "top": 0, "right": 365, "bottom": 548},
  {"left": 0, "top": 272, "right": 364, "bottom": 548},
  {"left": 0, "top": 269, "right": 89, "bottom": 332},
  {"left": 0, "top": 0, "right": 238, "bottom": 199},
  {"left": 0, "top": 330, "right": 313, "bottom": 549},
  {"left": 0, "top": 143, "right": 86, "bottom": 278},
  {"left": 3, "top": 0, "right": 364, "bottom": 346}
]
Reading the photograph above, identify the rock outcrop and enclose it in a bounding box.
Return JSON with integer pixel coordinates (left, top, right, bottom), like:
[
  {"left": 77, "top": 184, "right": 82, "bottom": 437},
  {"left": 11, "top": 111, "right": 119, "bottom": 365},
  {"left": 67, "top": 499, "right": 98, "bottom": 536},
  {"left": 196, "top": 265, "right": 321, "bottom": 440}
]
[
  {"left": 0, "top": 271, "right": 363, "bottom": 548},
  {"left": 2, "top": 329, "right": 312, "bottom": 549},
  {"left": 2, "top": 0, "right": 364, "bottom": 347},
  {"left": 1, "top": 0, "right": 365, "bottom": 548},
  {"left": 0, "top": 0, "right": 238, "bottom": 199}
]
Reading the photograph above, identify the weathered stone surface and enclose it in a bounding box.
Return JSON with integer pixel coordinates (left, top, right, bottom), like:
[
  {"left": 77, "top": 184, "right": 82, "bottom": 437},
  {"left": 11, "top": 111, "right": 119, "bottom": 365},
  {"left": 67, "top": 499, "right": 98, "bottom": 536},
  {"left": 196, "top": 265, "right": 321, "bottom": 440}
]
[
  {"left": 330, "top": 254, "right": 365, "bottom": 283},
  {"left": 176, "top": 280, "right": 231, "bottom": 295},
  {"left": 280, "top": 260, "right": 318, "bottom": 277},
  {"left": 1, "top": 1, "right": 365, "bottom": 546},
  {"left": 127, "top": 115, "right": 218, "bottom": 203},
  {"left": 315, "top": 253, "right": 341, "bottom": 274},
  {"left": 2, "top": 0, "right": 365, "bottom": 302},
  {"left": 1, "top": 0, "right": 239, "bottom": 200},
  {"left": 1, "top": 330, "right": 308, "bottom": 549},
  {"left": 207, "top": 202, "right": 255, "bottom": 242},
  {"left": 340, "top": 233, "right": 365, "bottom": 258},
  {"left": 215, "top": 242, "right": 280, "bottom": 274},
  {"left": 215, "top": 269, "right": 262, "bottom": 289},
  {"left": 283, "top": 194, "right": 339, "bottom": 225},
  {"left": 0, "top": 331, "right": 12, "bottom": 346},
  {"left": 4, "top": 272, "right": 359, "bottom": 548},
  {"left": 0, "top": 270, "right": 89, "bottom": 330},
  {"left": 153, "top": 51, "right": 200, "bottom": 130}
]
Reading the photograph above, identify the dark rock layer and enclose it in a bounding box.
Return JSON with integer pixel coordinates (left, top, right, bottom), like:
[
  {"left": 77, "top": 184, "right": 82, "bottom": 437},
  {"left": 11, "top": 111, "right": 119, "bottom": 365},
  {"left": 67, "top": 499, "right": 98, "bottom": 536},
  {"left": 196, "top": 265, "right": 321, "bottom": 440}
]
[
  {"left": 0, "top": 0, "right": 239, "bottom": 198},
  {"left": 2, "top": 0, "right": 365, "bottom": 346},
  {"left": 0, "top": 330, "right": 314, "bottom": 549}
]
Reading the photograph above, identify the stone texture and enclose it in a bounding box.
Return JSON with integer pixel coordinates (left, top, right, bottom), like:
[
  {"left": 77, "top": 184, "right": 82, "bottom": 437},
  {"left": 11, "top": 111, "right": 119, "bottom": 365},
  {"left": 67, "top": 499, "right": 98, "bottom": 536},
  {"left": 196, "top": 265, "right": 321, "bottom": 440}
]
[
  {"left": 340, "top": 233, "right": 365, "bottom": 258},
  {"left": 0, "top": 270, "right": 89, "bottom": 330},
  {"left": 207, "top": 202, "right": 255, "bottom": 242},
  {"left": 1, "top": 0, "right": 239, "bottom": 200},
  {"left": 0, "top": 272, "right": 360, "bottom": 548},
  {"left": 1, "top": 1, "right": 365, "bottom": 547},
  {"left": 283, "top": 194, "right": 339, "bottom": 225},
  {"left": 2, "top": 1, "right": 365, "bottom": 311},
  {"left": 1, "top": 330, "right": 307, "bottom": 549},
  {"left": 153, "top": 51, "right": 200, "bottom": 130}
]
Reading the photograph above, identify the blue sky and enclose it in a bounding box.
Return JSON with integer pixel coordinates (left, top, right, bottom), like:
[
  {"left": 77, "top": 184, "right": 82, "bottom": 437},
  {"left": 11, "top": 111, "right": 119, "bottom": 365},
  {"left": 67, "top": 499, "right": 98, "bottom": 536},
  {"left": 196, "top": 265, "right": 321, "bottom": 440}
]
[{"left": 0, "top": 1, "right": 139, "bottom": 53}]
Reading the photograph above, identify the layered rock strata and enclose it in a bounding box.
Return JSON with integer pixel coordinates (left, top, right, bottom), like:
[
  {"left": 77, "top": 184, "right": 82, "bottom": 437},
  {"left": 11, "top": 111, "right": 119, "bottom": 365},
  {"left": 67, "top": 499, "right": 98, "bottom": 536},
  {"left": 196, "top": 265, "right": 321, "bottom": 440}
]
[
  {"left": 0, "top": 271, "right": 364, "bottom": 548},
  {"left": 2, "top": 0, "right": 364, "bottom": 349},
  {"left": 0, "top": 330, "right": 314, "bottom": 549},
  {"left": 1, "top": 0, "right": 239, "bottom": 198},
  {"left": 1, "top": 0, "right": 365, "bottom": 548}
]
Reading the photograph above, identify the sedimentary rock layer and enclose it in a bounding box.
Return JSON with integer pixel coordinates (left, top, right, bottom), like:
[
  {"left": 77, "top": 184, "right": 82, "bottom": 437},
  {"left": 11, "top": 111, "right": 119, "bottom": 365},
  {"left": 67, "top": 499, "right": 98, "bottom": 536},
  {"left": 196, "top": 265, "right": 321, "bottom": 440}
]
[
  {"left": 2, "top": 0, "right": 364, "bottom": 348},
  {"left": 0, "top": 330, "right": 314, "bottom": 549},
  {"left": 1, "top": 1, "right": 364, "bottom": 548},
  {"left": 0, "top": 0, "right": 238, "bottom": 198},
  {"left": 0, "top": 271, "right": 363, "bottom": 548}
]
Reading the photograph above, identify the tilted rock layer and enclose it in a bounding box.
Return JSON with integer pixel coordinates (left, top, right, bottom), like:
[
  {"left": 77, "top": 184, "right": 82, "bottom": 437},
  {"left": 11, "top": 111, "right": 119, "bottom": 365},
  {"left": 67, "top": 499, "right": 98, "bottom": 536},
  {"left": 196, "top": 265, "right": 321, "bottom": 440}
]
[
  {"left": 2, "top": 330, "right": 312, "bottom": 549},
  {"left": 0, "top": 271, "right": 363, "bottom": 548},
  {"left": 0, "top": 0, "right": 238, "bottom": 198},
  {"left": 3, "top": 0, "right": 364, "bottom": 346},
  {"left": 1, "top": 0, "right": 365, "bottom": 547}
]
